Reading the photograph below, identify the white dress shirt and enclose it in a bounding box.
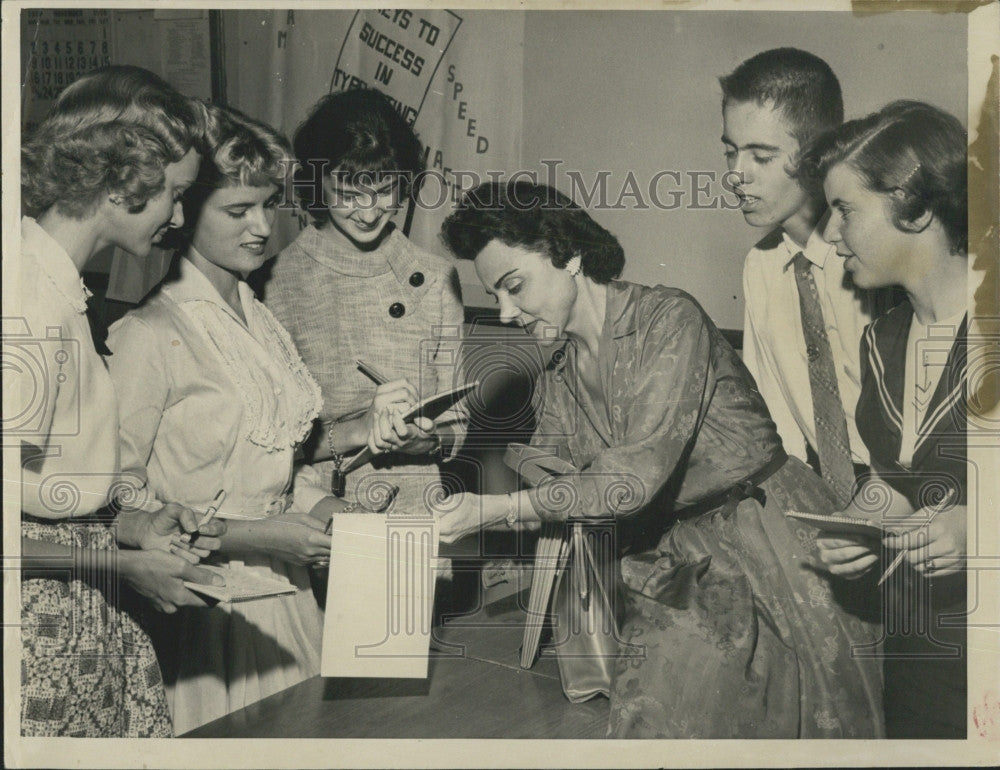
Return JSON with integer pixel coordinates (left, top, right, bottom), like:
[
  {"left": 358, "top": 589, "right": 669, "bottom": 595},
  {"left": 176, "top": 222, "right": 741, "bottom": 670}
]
[
  {"left": 742, "top": 225, "right": 874, "bottom": 466},
  {"left": 11, "top": 217, "right": 120, "bottom": 518}
]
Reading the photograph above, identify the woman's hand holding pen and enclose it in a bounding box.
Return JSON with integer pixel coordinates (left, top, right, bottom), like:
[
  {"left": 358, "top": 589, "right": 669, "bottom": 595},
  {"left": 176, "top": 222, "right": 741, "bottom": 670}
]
[
  {"left": 379, "top": 413, "right": 439, "bottom": 455},
  {"left": 882, "top": 495, "right": 965, "bottom": 578},
  {"left": 118, "top": 503, "right": 226, "bottom": 560},
  {"left": 356, "top": 361, "right": 441, "bottom": 456},
  {"left": 816, "top": 488, "right": 963, "bottom": 580},
  {"left": 364, "top": 378, "right": 432, "bottom": 455}
]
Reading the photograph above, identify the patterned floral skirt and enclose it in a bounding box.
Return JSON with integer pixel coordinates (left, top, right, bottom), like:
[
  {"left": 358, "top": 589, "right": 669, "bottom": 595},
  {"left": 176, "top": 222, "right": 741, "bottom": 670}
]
[
  {"left": 609, "top": 457, "right": 885, "bottom": 738},
  {"left": 20, "top": 517, "right": 173, "bottom": 737}
]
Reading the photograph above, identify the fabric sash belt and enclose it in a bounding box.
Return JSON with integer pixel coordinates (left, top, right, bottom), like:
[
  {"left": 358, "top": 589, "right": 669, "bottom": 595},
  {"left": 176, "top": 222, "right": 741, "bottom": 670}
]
[{"left": 673, "top": 448, "right": 788, "bottom": 520}]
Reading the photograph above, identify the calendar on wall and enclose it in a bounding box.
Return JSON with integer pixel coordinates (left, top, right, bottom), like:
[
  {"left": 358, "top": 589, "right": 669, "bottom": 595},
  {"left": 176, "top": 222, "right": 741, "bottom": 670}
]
[
  {"left": 20, "top": 9, "right": 215, "bottom": 134},
  {"left": 21, "top": 8, "right": 113, "bottom": 132}
]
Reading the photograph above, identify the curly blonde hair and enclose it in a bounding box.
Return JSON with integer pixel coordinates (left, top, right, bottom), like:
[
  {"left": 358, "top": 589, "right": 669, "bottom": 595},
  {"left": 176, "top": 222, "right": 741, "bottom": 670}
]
[
  {"left": 162, "top": 103, "right": 294, "bottom": 250},
  {"left": 21, "top": 65, "right": 207, "bottom": 218}
]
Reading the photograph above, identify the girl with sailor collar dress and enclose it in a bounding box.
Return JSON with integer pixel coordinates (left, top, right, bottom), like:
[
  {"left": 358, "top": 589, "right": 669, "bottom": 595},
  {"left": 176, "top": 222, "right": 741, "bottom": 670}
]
[{"left": 806, "top": 101, "right": 972, "bottom": 738}]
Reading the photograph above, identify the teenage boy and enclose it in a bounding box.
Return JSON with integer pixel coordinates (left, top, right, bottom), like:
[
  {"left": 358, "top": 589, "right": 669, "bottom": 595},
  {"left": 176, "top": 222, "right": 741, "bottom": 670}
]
[{"left": 720, "top": 48, "right": 886, "bottom": 505}]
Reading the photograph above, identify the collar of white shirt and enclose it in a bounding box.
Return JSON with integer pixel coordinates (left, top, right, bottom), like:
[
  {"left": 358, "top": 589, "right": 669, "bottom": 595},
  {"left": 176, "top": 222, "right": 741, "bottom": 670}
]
[
  {"left": 163, "top": 253, "right": 255, "bottom": 326},
  {"left": 22, "top": 216, "right": 92, "bottom": 314},
  {"left": 780, "top": 226, "right": 835, "bottom": 272}
]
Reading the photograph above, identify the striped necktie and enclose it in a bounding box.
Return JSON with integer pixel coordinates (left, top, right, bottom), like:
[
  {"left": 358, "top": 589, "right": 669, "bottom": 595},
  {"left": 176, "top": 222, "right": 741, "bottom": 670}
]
[{"left": 792, "top": 252, "right": 855, "bottom": 506}]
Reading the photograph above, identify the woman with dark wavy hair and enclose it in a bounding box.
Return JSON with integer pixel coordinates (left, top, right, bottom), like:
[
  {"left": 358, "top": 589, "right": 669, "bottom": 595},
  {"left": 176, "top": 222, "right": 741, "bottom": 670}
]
[
  {"left": 437, "top": 181, "right": 884, "bottom": 738},
  {"left": 17, "top": 65, "right": 224, "bottom": 737},
  {"left": 804, "top": 100, "right": 971, "bottom": 738},
  {"left": 265, "top": 88, "right": 465, "bottom": 523}
]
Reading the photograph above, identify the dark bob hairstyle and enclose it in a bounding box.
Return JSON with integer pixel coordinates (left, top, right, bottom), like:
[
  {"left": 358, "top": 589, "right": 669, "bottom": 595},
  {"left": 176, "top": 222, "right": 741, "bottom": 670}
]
[
  {"left": 440, "top": 182, "right": 625, "bottom": 284},
  {"left": 801, "top": 100, "right": 967, "bottom": 255},
  {"left": 292, "top": 88, "right": 424, "bottom": 225}
]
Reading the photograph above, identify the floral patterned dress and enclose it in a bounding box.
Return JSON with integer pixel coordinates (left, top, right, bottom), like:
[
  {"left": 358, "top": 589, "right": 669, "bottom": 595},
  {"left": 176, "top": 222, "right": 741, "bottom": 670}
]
[{"left": 529, "top": 280, "right": 884, "bottom": 738}]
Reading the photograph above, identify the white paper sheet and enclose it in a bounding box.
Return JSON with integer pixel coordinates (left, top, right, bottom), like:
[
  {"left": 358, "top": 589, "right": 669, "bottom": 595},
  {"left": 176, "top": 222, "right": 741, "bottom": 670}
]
[{"left": 321, "top": 513, "right": 438, "bottom": 678}]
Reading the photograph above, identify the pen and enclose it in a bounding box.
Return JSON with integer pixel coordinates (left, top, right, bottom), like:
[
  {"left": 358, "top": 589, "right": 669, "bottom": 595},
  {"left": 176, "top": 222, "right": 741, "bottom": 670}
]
[
  {"left": 877, "top": 488, "right": 955, "bottom": 586},
  {"left": 356, "top": 359, "right": 390, "bottom": 386},
  {"left": 178, "top": 489, "right": 227, "bottom": 546},
  {"left": 198, "top": 489, "right": 227, "bottom": 528}
]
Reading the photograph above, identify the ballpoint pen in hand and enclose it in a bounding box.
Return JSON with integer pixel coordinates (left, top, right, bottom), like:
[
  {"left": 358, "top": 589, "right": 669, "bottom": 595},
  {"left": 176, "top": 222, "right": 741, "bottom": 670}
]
[
  {"left": 175, "top": 489, "right": 226, "bottom": 548},
  {"left": 877, "top": 488, "right": 956, "bottom": 586}
]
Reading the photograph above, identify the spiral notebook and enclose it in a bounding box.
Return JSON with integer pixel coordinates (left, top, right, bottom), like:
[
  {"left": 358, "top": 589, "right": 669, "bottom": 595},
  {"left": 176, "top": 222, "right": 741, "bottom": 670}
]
[{"left": 184, "top": 564, "right": 297, "bottom": 603}]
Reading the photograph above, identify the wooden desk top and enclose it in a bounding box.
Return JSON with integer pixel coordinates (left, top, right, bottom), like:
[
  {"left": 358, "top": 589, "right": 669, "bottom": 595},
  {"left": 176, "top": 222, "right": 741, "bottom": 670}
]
[{"left": 185, "top": 592, "right": 610, "bottom": 739}]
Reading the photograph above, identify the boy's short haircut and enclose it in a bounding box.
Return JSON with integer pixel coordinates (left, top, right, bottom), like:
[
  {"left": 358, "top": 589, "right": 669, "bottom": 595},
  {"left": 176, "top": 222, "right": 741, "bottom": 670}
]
[{"left": 720, "top": 48, "right": 844, "bottom": 147}]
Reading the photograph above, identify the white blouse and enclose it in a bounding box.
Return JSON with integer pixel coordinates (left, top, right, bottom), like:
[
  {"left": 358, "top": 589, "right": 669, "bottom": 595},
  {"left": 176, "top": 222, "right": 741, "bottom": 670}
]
[
  {"left": 742, "top": 226, "right": 873, "bottom": 465},
  {"left": 11, "top": 217, "right": 120, "bottom": 518},
  {"left": 107, "top": 257, "right": 322, "bottom": 518}
]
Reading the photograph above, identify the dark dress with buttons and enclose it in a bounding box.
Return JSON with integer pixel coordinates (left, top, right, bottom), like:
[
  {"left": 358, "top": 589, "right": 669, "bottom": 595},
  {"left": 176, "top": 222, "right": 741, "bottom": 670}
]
[
  {"left": 264, "top": 224, "right": 465, "bottom": 504},
  {"left": 856, "top": 301, "right": 968, "bottom": 738}
]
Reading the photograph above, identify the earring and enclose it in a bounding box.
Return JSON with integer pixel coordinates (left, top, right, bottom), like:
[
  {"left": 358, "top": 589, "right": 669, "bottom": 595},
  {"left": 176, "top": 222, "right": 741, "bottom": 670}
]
[
  {"left": 564, "top": 255, "right": 582, "bottom": 277},
  {"left": 109, "top": 194, "right": 124, "bottom": 206}
]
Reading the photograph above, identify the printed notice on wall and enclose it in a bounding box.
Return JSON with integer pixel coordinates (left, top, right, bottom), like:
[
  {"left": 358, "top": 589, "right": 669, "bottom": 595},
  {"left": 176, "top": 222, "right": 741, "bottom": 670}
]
[
  {"left": 331, "top": 9, "right": 462, "bottom": 125},
  {"left": 159, "top": 11, "right": 212, "bottom": 100}
]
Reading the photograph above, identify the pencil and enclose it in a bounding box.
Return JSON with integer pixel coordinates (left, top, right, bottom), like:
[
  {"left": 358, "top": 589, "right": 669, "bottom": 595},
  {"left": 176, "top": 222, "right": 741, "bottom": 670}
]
[{"left": 877, "top": 488, "right": 955, "bottom": 586}]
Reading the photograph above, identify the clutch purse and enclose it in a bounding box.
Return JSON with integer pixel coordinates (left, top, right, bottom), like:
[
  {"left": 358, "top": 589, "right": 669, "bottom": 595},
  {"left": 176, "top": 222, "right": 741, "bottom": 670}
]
[{"left": 503, "top": 444, "right": 621, "bottom": 702}]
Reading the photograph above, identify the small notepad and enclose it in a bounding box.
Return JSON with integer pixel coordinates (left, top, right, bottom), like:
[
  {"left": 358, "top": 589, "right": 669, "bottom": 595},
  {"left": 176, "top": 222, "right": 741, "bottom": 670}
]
[
  {"left": 184, "top": 564, "right": 297, "bottom": 603},
  {"left": 340, "top": 380, "right": 479, "bottom": 474}
]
